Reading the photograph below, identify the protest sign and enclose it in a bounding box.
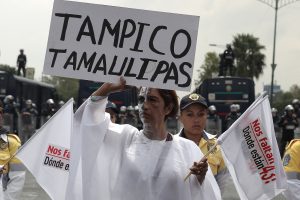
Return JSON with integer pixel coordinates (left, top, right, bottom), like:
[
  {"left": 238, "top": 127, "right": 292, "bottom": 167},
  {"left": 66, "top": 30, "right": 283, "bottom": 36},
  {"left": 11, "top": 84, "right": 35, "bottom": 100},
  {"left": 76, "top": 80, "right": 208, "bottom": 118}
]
[{"left": 43, "top": 0, "right": 199, "bottom": 91}]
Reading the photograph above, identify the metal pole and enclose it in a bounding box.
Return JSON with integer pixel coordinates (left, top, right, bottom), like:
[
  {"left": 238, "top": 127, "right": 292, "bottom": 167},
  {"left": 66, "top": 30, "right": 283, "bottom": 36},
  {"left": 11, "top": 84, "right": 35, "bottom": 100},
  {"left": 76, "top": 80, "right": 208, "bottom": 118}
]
[
  {"left": 270, "top": 0, "right": 279, "bottom": 106},
  {"left": 257, "top": 0, "right": 300, "bottom": 105}
]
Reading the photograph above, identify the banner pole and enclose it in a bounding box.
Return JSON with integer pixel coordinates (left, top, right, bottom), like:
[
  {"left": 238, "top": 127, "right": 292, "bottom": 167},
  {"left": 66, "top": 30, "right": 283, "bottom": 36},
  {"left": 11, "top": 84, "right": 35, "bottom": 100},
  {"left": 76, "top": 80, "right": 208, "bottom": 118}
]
[{"left": 184, "top": 143, "right": 218, "bottom": 182}]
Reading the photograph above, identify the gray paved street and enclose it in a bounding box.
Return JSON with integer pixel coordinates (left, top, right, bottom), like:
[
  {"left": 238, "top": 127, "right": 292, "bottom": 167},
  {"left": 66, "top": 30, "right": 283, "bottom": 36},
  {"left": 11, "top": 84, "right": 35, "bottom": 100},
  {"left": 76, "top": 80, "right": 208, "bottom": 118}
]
[
  {"left": 19, "top": 132, "right": 300, "bottom": 199},
  {"left": 20, "top": 171, "right": 50, "bottom": 200},
  {"left": 20, "top": 170, "right": 287, "bottom": 200}
]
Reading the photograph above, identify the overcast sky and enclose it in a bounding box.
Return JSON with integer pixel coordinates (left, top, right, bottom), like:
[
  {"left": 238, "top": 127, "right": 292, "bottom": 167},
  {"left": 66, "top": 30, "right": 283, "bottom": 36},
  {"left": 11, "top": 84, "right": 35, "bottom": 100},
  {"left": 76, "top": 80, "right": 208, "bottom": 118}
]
[{"left": 0, "top": 0, "right": 299, "bottom": 97}]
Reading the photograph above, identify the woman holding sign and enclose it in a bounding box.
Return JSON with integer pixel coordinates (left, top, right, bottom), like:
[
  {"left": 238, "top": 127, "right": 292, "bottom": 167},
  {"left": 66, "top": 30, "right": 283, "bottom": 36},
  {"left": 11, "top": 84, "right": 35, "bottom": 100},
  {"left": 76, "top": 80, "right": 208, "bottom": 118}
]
[{"left": 66, "top": 77, "right": 221, "bottom": 200}]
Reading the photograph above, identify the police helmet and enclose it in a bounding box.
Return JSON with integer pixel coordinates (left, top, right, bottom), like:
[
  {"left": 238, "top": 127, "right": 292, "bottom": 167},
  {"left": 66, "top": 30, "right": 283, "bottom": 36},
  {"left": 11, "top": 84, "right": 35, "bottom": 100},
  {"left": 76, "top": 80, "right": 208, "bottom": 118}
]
[
  {"left": 58, "top": 100, "right": 65, "bottom": 106},
  {"left": 134, "top": 105, "right": 139, "bottom": 111},
  {"left": 127, "top": 106, "right": 134, "bottom": 111},
  {"left": 4, "top": 95, "right": 14, "bottom": 104},
  {"left": 292, "top": 99, "right": 300, "bottom": 105},
  {"left": 230, "top": 104, "right": 238, "bottom": 112},
  {"left": 236, "top": 104, "right": 240, "bottom": 111},
  {"left": 271, "top": 108, "right": 278, "bottom": 113},
  {"left": 26, "top": 99, "right": 32, "bottom": 105},
  {"left": 106, "top": 101, "right": 118, "bottom": 114},
  {"left": 208, "top": 105, "right": 216, "bottom": 112},
  {"left": 285, "top": 104, "right": 294, "bottom": 112},
  {"left": 46, "top": 99, "right": 55, "bottom": 105},
  {"left": 120, "top": 106, "right": 127, "bottom": 112}
]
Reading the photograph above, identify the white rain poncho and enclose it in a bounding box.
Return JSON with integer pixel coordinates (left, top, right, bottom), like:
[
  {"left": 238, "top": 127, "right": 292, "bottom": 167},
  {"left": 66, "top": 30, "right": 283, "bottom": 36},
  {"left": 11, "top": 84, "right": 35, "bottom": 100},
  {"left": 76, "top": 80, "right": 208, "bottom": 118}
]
[{"left": 66, "top": 98, "right": 221, "bottom": 200}]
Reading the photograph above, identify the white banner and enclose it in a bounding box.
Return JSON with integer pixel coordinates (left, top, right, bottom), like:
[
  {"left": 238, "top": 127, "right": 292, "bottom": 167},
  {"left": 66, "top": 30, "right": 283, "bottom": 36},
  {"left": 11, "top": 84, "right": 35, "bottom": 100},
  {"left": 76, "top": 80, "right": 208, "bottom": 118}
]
[
  {"left": 43, "top": 0, "right": 199, "bottom": 91},
  {"left": 218, "top": 95, "right": 287, "bottom": 200},
  {"left": 16, "top": 99, "right": 74, "bottom": 200}
]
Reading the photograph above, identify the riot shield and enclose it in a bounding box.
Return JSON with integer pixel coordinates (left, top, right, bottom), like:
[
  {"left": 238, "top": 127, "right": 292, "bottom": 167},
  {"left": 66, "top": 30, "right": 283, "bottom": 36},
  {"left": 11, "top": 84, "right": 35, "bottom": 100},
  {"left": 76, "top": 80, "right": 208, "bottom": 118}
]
[
  {"left": 2, "top": 113, "right": 14, "bottom": 132},
  {"left": 40, "top": 115, "right": 52, "bottom": 126},
  {"left": 166, "top": 117, "right": 180, "bottom": 135},
  {"left": 206, "top": 117, "right": 222, "bottom": 136},
  {"left": 19, "top": 112, "right": 36, "bottom": 142}
]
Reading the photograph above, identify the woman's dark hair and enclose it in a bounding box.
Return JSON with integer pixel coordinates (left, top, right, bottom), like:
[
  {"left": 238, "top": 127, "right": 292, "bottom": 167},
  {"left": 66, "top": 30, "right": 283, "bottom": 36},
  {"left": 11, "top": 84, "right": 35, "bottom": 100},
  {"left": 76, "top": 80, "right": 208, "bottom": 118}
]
[{"left": 157, "top": 89, "right": 179, "bottom": 120}]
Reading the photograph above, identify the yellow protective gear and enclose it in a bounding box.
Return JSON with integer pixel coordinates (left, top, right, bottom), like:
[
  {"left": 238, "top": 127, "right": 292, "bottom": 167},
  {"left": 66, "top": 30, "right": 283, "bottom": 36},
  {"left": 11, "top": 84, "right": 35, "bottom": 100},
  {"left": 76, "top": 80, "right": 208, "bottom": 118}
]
[
  {"left": 283, "top": 139, "right": 300, "bottom": 180},
  {"left": 198, "top": 136, "right": 226, "bottom": 176},
  {"left": 0, "top": 133, "right": 22, "bottom": 174}
]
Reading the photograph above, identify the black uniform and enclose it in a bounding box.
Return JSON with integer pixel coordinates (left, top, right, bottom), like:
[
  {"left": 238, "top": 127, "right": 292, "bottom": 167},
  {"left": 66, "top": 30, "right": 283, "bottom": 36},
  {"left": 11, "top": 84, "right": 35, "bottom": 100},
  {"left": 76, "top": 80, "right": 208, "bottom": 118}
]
[
  {"left": 219, "top": 46, "right": 235, "bottom": 76},
  {"left": 17, "top": 52, "right": 27, "bottom": 77},
  {"left": 278, "top": 113, "right": 298, "bottom": 157}
]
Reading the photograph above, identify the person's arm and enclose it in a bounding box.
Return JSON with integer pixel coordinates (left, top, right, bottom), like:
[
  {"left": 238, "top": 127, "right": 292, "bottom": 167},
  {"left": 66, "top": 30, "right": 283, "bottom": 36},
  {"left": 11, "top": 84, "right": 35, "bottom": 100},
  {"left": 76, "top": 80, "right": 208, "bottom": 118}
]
[
  {"left": 16, "top": 55, "right": 19, "bottom": 66},
  {"left": 293, "top": 116, "right": 299, "bottom": 127},
  {"left": 92, "top": 77, "right": 126, "bottom": 97},
  {"left": 278, "top": 116, "right": 284, "bottom": 127}
]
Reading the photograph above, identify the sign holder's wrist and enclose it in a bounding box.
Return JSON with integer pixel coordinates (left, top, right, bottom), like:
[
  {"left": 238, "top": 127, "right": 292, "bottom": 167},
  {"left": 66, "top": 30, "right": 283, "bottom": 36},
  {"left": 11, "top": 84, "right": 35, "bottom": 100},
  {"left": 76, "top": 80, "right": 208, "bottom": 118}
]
[{"left": 90, "top": 95, "right": 107, "bottom": 102}]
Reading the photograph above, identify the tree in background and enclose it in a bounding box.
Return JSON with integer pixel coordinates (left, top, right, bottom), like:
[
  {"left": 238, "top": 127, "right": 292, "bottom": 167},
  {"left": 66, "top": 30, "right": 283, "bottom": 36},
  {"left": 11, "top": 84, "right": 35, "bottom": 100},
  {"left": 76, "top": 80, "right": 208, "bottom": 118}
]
[
  {"left": 0, "top": 64, "right": 16, "bottom": 74},
  {"left": 42, "top": 75, "right": 79, "bottom": 102},
  {"left": 232, "top": 33, "right": 266, "bottom": 79},
  {"left": 273, "top": 84, "right": 300, "bottom": 114},
  {"left": 194, "top": 52, "right": 219, "bottom": 87}
]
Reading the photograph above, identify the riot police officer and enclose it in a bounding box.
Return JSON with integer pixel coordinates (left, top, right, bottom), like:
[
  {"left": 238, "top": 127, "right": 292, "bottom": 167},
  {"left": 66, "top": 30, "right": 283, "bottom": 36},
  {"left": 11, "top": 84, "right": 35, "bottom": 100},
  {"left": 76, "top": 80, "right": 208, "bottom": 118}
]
[
  {"left": 124, "top": 105, "right": 138, "bottom": 127},
  {"left": 278, "top": 105, "right": 299, "bottom": 157},
  {"left": 21, "top": 99, "right": 38, "bottom": 116},
  {"left": 118, "top": 106, "right": 127, "bottom": 124},
  {"left": 58, "top": 100, "right": 65, "bottom": 109},
  {"left": 41, "top": 99, "right": 57, "bottom": 125},
  {"left": 105, "top": 101, "right": 118, "bottom": 123},
  {"left": 3, "top": 95, "right": 19, "bottom": 133},
  {"left": 292, "top": 99, "right": 300, "bottom": 118},
  {"left": 271, "top": 108, "right": 281, "bottom": 147},
  {"left": 225, "top": 104, "right": 240, "bottom": 130},
  {"left": 134, "top": 105, "right": 143, "bottom": 130},
  {"left": 292, "top": 99, "right": 300, "bottom": 139},
  {"left": 206, "top": 105, "right": 221, "bottom": 136},
  {"left": 20, "top": 99, "right": 38, "bottom": 142}
]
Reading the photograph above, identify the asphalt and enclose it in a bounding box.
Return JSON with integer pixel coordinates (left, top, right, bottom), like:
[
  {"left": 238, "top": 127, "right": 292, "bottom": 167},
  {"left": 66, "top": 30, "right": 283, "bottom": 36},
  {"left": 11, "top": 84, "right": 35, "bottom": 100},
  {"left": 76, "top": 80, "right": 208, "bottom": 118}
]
[
  {"left": 20, "top": 132, "right": 300, "bottom": 199},
  {"left": 20, "top": 170, "right": 287, "bottom": 200},
  {"left": 20, "top": 171, "right": 51, "bottom": 200}
]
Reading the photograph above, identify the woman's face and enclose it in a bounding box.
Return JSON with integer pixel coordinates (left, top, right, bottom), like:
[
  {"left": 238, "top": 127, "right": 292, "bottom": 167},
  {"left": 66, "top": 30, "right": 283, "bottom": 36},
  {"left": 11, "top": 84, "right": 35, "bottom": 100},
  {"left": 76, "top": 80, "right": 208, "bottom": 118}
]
[
  {"left": 138, "top": 88, "right": 171, "bottom": 125},
  {"left": 105, "top": 108, "right": 117, "bottom": 123},
  {"left": 180, "top": 104, "right": 207, "bottom": 136}
]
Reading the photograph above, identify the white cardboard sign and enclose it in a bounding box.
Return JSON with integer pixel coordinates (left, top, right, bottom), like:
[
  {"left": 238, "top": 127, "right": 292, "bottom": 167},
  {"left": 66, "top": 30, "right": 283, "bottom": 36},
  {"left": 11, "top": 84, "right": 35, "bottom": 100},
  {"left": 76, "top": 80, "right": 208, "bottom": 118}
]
[{"left": 43, "top": 0, "right": 199, "bottom": 91}]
